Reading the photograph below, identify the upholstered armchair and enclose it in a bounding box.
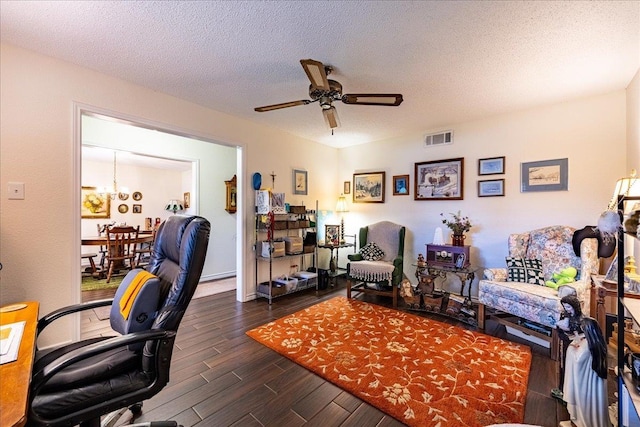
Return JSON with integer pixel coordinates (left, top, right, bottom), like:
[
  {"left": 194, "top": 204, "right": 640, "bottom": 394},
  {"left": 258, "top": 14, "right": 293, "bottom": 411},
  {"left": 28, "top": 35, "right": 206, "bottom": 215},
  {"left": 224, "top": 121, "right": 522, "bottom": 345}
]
[
  {"left": 346, "top": 221, "right": 405, "bottom": 308},
  {"left": 477, "top": 225, "right": 599, "bottom": 360}
]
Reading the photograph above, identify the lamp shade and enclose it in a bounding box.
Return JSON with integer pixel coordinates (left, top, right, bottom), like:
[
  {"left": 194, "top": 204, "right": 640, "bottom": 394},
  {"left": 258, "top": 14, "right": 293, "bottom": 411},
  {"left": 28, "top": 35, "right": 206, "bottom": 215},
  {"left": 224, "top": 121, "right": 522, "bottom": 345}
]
[
  {"left": 335, "top": 194, "right": 349, "bottom": 213},
  {"left": 609, "top": 170, "right": 640, "bottom": 210},
  {"left": 165, "top": 199, "right": 184, "bottom": 214}
]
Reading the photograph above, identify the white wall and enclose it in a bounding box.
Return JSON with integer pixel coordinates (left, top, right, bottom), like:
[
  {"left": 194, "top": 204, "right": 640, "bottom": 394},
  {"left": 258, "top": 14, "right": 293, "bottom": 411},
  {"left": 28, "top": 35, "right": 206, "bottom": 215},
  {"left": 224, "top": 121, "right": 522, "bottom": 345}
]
[
  {"left": 338, "top": 91, "right": 627, "bottom": 296},
  {"left": 626, "top": 68, "right": 640, "bottom": 258},
  {"left": 0, "top": 43, "right": 337, "bottom": 347}
]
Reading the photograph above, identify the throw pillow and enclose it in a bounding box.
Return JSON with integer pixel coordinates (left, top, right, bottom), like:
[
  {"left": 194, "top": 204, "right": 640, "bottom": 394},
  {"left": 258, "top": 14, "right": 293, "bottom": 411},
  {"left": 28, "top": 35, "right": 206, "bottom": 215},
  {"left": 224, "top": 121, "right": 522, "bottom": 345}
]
[
  {"left": 360, "top": 242, "right": 385, "bottom": 261},
  {"left": 506, "top": 257, "right": 545, "bottom": 286}
]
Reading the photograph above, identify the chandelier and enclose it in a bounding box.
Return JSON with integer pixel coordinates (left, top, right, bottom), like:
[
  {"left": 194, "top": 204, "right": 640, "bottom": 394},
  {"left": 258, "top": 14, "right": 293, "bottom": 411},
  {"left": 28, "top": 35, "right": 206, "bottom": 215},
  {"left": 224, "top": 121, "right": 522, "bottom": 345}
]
[{"left": 99, "top": 151, "right": 129, "bottom": 200}]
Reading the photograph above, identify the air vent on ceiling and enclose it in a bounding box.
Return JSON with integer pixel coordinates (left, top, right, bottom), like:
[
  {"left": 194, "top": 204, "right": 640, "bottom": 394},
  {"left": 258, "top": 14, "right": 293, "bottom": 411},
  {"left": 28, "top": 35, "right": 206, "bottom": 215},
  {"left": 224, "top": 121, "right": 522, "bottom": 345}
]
[{"left": 424, "top": 130, "right": 453, "bottom": 147}]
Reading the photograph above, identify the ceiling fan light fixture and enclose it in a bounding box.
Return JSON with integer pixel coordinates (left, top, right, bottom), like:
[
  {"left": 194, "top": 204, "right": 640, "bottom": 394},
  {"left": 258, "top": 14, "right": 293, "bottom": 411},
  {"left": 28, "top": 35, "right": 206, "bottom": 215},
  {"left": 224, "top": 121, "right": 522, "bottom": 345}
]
[{"left": 323, "top": 107, "right": 340, "bottom": 129}]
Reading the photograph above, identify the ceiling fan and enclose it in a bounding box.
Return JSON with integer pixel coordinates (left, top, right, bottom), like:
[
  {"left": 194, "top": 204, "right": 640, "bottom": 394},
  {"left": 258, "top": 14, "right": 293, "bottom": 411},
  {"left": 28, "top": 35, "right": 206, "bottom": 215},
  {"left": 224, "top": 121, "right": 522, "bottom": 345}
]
[{"left": 254, "top": 59, "right": 403, "bottom": 129}]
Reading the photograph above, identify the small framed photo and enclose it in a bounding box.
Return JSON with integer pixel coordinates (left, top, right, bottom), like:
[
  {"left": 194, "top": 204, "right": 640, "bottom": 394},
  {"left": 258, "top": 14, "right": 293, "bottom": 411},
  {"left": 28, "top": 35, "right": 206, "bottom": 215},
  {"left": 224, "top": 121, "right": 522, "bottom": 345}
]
[
  {"left": 132, "top": 204, "right": 142, "bottom": 214},
  {"left": 293, "top": 169, "right": 308, "bottom": 195},
  {"left": 521, "top": 158, "right": 568, "bottom": 192},
  {"left": 414, "top": 157, "right": 464, "bottom": 200},
  {"left": 478, "top": 179, "right": 505, "bottom": 197},
  {"left": 325, "top": 224, "right": 340, "bottom": 246},
  {"left": 344, "top": 181, "right": 351, "bottom": 195},
  {"left": 184, "top": 192, "right": 191, "bottom": 208},
  {"left": 478, "top": 156, "right": 505, "bottom": 175},
  {"left": 604, "top": 255, "right": 618, "bottom": 282},
  {"left": 393, "top": 175, "right": 410, "bottom": 196},
  {"left": 353, "top": 171, "right": 385, "bottom": 203}
]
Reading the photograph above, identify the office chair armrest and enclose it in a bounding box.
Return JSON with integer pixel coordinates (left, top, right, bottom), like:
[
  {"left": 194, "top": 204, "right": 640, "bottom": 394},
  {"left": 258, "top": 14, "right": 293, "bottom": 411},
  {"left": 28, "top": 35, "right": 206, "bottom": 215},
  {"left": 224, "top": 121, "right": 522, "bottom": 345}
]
[
  {"left": 37, "top": 298, "right": 113, "bottom": 335},
  {"left": 30, "top": 329, "right": 176, "bottom": 397}
]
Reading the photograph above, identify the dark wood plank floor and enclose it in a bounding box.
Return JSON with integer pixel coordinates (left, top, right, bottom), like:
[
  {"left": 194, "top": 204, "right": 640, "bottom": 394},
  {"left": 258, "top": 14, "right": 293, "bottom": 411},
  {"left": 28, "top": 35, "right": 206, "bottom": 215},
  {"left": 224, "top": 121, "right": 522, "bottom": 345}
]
[{"left": 80, "top": 280, "right": 570, "bottom": 426}]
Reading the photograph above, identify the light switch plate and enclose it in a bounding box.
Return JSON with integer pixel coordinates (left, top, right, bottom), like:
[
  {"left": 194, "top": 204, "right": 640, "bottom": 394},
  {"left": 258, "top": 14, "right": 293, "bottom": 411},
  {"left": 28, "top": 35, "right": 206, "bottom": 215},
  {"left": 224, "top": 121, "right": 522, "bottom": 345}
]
[{"left": 8, "top": 182, "right": 25, "bottom": 200}]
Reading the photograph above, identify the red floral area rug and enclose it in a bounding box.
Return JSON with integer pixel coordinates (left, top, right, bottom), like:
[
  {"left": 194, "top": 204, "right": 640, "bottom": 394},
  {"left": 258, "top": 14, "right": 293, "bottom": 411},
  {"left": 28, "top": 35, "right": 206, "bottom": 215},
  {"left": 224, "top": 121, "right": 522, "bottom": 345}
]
[{"left": 246, "top": 296, "right": 532, "bottom": 427}]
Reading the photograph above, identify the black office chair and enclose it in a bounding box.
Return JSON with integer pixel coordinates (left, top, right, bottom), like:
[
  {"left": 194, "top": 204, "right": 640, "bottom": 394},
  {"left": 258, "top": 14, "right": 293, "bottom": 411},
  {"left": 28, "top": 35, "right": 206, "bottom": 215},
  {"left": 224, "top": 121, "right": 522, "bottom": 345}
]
[{"left": 28, "top": 215, "right": 211, "bottom": 427}]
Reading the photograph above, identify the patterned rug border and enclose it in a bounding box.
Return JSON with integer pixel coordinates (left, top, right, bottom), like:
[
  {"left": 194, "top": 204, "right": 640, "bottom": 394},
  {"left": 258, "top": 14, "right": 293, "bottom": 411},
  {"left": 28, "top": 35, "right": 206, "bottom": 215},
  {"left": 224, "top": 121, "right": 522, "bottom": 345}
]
[{"left": 247, "top": 296, "right": 532, "bottom": 427}]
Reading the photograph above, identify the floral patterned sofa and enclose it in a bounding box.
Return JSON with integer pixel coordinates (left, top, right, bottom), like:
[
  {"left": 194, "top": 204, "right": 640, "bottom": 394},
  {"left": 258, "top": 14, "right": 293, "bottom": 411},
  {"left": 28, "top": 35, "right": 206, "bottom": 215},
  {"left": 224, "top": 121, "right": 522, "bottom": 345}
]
[{"left": 477, "top": 225, "right": 599, "bottom": 360}]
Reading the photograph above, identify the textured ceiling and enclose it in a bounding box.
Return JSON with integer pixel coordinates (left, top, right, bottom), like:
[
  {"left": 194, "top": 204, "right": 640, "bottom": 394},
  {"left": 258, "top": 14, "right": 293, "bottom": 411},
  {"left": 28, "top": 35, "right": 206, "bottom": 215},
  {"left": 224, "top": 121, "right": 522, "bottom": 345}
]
[{"left": 1, "top": 1, "right": 638, "bottom": 148}]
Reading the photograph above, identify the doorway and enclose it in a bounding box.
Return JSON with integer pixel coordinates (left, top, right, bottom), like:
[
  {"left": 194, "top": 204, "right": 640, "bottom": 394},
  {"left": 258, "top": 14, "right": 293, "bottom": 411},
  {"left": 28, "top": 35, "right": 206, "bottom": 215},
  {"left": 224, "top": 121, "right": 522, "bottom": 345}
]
[{"left": 77, "top": 108, "right": 243, "bottom": 307}]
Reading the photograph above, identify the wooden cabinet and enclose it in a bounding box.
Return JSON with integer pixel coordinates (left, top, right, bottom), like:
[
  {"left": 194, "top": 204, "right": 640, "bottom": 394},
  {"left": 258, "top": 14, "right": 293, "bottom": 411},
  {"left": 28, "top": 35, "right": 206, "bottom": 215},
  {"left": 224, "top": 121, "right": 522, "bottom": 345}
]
[{"left": 225, "top": 175, "right": 237, "bottom": 213}]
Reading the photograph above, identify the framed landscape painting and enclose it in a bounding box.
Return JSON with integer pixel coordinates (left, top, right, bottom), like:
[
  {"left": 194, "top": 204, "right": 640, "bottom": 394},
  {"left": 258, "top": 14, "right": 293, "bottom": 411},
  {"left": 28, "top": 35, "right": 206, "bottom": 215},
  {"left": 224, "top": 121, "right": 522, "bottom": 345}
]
[
  {"left": 353, "top": 172, "right": 385, "bottom": 203},
  {"left": 414, "top": 158, "right": 464, "bottom": 200},
  {"left": 521, "top": 158, "right": 568, "bottom": 192}
]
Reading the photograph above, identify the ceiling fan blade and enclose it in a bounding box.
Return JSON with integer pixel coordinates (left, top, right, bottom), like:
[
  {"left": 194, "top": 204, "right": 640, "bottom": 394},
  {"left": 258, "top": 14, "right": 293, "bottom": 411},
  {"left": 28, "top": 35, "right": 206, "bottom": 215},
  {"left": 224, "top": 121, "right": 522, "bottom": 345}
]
[
  {"left": 300, "top": 59, "right": 330, "bottom": 91},
  {"left": 322, "top": 107, "right": 340, "bottom": 129},
  {"left": 342, "top": 94, "right": 404, "bottom": 106},
  {"left": 254, "top": 100, "right": 310, "bottom": 112}
]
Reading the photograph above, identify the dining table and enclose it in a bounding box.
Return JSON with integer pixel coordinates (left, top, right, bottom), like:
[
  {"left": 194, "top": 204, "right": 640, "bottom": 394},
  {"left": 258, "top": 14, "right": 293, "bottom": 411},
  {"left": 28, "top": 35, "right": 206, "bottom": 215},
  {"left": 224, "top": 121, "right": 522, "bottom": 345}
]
[
  {"left": 81, "top": 231, "right": 154, "bottom": 247},
  {"left": 81, "top": 233, "right": 154, "bottom": 275}
]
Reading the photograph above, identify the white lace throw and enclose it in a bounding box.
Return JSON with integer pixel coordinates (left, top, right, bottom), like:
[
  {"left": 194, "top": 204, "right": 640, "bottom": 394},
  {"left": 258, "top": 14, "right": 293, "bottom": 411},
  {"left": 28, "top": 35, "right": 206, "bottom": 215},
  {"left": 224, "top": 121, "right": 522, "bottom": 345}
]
[{"left": 350, "top": 260, "right": 394, "bottom": 282}]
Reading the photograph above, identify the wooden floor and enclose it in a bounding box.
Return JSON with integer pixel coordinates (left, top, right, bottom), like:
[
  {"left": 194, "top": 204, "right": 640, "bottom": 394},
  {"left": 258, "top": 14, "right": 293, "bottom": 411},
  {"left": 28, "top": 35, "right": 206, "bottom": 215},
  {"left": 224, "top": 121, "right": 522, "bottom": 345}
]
[{"left": 81, "top": 280, "right": 570, "bottom": 427}]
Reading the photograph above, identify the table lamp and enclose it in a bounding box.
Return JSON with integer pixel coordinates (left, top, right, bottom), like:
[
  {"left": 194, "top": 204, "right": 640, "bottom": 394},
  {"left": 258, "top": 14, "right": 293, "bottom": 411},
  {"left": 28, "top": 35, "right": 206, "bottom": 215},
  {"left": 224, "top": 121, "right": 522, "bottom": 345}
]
[{"left": 335, "top": 194, "right": 349, "bottom": 243}]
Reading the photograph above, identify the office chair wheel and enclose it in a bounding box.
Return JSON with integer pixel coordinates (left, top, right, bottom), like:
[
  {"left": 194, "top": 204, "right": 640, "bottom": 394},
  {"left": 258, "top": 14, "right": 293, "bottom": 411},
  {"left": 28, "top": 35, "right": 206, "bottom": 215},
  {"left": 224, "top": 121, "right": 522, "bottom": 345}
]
[{"left": 129, "top": 403, "right": 143, "bottom": 415}]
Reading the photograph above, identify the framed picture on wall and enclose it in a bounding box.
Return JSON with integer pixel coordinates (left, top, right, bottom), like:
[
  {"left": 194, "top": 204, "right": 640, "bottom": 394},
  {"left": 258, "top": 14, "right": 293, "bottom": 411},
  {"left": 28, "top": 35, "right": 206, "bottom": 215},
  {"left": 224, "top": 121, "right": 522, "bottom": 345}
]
[
  {"left": 353, "top": 171, "right": 385, "bottom": 203},
  {"left": 293, "top": 169, "right": 308, "bottom": 195},
  {"left": 392, "top": 175, "right": 409, "bottom": 196},
  {"left": 478, "top": 179, "right": 505, "bottom": 197},
  {"left": 344, "top": 181, "right": 351, "bottom": 194},
  {"left": 81, "top": 186, "right": 110, "bottom": 219},
  {"left": 521, "top": 158, "right": 568, "bottom": 192},
  {"left": 414, "top": 158, "right": 464, "bottom": 200},
  {"left": 478, "top": 156, "right": 505, "bottom": 175}
]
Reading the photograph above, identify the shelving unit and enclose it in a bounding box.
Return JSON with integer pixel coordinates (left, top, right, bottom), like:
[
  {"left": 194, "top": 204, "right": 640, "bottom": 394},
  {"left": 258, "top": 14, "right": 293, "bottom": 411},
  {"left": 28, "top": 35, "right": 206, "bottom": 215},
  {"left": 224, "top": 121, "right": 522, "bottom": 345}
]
[
  {"left": 255, "top": 200, "right": 318, "bottom": 304},
  {"left": 616, "top": 194, "right": 640, "bottom": 426}
]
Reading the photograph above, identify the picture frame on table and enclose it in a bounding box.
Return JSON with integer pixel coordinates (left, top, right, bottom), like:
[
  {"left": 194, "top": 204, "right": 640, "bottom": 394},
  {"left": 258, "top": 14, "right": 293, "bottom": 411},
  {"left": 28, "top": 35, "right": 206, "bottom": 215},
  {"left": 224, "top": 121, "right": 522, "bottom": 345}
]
[
  {"left": 293, "top": 169, "right": 308, "bottom": 195},
  {"left": 414, "top": 157, "right": 464, "bottom": 200},
  {"left": 478, "top": 156, "right": 505, "bottom": 175},
  {"left": 325, "top": 224, "right": 340, "bottom": 246},
  {"left": 344, "top": 181, "right": 351, "bottom": 195},
  {"left": 393, "top": 175, "right": 410, "bottom": 196},
  {"left": 521, "top": 158, "right": 568, "bottom": 192},
  {"left": 478, "top": 179, "right": 505, "bottom": 197},
  {"left": 604, "top": 255, "right": 618, "bottom": 282},
  {"left": 353, "top": 171, "right": 385, "bottom": 203},
  {"left": 81, "top": 186, "right": 110, "bottom": 219}
]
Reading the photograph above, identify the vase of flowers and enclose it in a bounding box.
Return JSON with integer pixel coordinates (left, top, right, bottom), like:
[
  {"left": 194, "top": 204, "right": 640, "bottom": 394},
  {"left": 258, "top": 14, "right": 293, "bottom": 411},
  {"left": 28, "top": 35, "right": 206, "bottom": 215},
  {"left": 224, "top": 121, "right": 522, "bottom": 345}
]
[{"left": 440, "top": 211, "right": 472, "bottom": 246}]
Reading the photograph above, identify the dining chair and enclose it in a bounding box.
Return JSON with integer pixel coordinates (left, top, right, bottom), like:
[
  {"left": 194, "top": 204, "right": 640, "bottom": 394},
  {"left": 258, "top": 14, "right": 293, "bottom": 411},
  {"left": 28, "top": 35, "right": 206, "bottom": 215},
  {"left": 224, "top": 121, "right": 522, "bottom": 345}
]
[
  {"left": 135, "top": 227, "right": 157, "bottom": 267},
  {"left": 105, "top": 225, "right": 140, "bottom": 283}
]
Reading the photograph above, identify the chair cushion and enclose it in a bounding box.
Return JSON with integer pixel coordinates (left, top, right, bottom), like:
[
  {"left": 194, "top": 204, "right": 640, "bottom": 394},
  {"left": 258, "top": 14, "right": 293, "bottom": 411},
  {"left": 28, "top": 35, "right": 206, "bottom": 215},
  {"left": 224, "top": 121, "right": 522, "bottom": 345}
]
[
  {"left": 366, "top": 221, "right": 401, "bottom": 262},
  {"left": 360, "top": 242, "right": 385, "bottom": 261},
  {"left": 526, "top": 226, "right": 581, "bottom": 281},
  {"left": 479, "top": 279, "right": 564, "bottom": 328},
  {"left": 506, "top": 257, "right": 545, "bottom": 286},
  {"left": 508, "top": 233, "right": 530, "bottom": 258}
]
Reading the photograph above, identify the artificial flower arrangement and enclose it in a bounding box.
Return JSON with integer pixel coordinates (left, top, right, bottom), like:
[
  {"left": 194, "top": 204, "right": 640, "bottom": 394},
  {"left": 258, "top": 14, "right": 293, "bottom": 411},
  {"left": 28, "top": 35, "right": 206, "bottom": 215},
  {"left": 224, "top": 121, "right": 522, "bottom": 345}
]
[{"left": 440, "top": 211, "right": 472, "bottom": 235}]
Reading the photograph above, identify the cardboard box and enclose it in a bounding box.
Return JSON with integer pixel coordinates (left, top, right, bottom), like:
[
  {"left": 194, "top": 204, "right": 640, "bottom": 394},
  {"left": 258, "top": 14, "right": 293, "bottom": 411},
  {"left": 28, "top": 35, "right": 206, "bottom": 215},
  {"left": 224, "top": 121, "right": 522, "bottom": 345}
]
[
  {"left": 284, "top": 236, "right": 303, "bottom": 254},
  {"left": 261, "top": 241, "right": 285, "bottom": 258}
]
